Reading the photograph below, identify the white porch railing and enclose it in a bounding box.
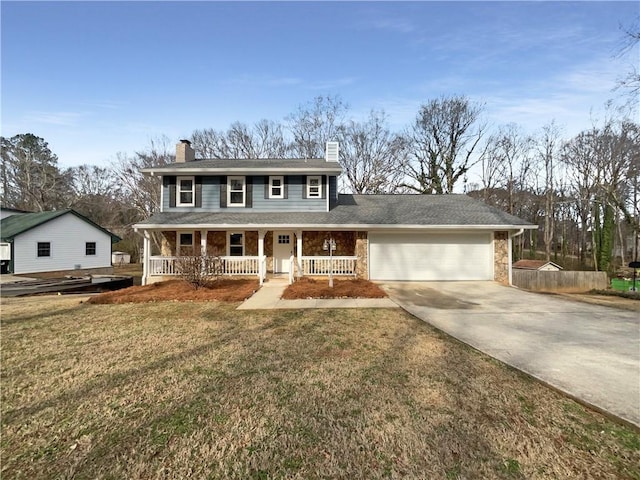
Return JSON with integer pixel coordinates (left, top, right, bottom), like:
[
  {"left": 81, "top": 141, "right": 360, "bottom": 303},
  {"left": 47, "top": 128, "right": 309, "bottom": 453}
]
[
  {"left": 300, "top": 256, "right": 357, "bottom": 276},
  {"left": 149, "top": 256, "right": 179, "bottom": 275},
  {"left": 149, "top": 256, "right": 260, "bottom": 276},
  {"left": 220, "top": 256, "right": 260, "bottom": 275}
]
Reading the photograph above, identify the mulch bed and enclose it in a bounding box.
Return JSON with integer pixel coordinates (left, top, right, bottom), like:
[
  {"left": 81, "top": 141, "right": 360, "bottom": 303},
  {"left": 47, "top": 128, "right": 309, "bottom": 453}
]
[
  {"left": 87, "top": 279, "right": 259, "bottom": 304},
  {"left": 282, "top": 277, "right": 387, "bottom": 299}
]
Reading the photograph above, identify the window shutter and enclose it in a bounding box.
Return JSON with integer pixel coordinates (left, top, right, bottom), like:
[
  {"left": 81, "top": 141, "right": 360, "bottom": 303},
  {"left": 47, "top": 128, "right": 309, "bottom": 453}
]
[
  {"left": 195, "top": 176, "right": 202, "bottom": 208},
  {"left": 302, "top": 175, "right": 307, "bottom": 199},
  {"left": 246, "top": 176, "right": 253, "bottom": 208},
  {"left": 167, "top": 176, "right": 176, "bottom": 207},
  {"left": 283, "top": 176, "right": 288, "bottom": 199},
  {"left": 322, "top": 175, "right": 327, "bottom": 199},
  {"left": 220, "top": 176, "right": 227, "bottom": 208},
  {"left": 264, "top": 176, "right": 269, "bottom": 199}
]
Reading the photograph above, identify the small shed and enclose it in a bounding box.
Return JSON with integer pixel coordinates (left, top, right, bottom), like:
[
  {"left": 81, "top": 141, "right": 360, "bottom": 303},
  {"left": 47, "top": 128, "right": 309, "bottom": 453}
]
[
  {"left": 0, "top": 209, "right": 121, "bottom": 275},
  {"left": 112, "top": 251, "right": 131, "bottom": 265},
  {"left": 513, "top": 259, "right": 563, "bottom": 271}
]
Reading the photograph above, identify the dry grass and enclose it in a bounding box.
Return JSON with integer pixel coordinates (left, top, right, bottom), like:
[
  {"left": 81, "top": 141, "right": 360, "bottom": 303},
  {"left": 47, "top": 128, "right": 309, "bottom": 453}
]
[
  {"left": 283, "top": 277, "right": 387, "bottom": 299},
  {"left": 561, "top": 292, "right": 640, "bottom": 312},
  {"left": 113, "top": 263, "right": 143, "bottom": 286},
  {"left": 87, "top": 279, "right": 259, "bottom": 304},
  {"left": 1, "top": 296, "right": 639, "bottom": 480}
]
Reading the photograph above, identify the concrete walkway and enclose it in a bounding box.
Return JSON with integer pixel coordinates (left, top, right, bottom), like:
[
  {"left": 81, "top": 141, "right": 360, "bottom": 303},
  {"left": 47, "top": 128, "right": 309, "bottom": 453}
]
[
  {"left": 237, "top": 279, "right": 398, "bottom": 310},
  {"left": 383, "top": 281, "right": 640, "bottom": 428}
]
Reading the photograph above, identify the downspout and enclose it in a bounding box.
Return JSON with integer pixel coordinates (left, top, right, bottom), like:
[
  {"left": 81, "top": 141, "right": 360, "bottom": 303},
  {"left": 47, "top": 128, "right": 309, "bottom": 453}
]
[{"left": 508, "top": 228, "right": 525, "bottom": 286}]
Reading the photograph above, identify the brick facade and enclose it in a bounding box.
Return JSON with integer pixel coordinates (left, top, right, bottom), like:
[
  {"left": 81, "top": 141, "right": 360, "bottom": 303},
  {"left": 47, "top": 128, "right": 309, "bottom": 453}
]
[
  {"left": 493, "top": 231, "right": 510, "bottom": 285},
  {"left": 355, "top": 231, "right": 368, "bottom": 279}
]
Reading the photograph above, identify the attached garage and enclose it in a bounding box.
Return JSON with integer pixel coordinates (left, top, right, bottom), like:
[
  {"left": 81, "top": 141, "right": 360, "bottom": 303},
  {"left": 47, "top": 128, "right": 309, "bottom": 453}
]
[{"left": 369, "top": 231, "right": 493, "bottom": 281}]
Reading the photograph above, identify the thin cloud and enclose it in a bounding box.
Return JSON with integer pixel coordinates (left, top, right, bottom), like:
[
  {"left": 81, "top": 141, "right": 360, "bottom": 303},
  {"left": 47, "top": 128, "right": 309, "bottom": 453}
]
[
  {"left": 364, "top": 18, "right": 416, "bottom": 34},
  {"left": 78, "top": 101, "right": 125, "bottom": 110},
  {"left": 222, "top": 74, "right": 304, "bottom": 88},
  {"left": 23, "top": 111, "right": 85, "bottom": 126},
  {"left": 307, "top": 77, "right": 357, "bottom": 90}
]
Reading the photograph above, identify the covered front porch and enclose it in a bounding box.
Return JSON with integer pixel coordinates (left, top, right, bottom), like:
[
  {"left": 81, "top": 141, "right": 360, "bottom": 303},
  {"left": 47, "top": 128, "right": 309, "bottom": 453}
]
[{"left": 139, "top": 229, "right": 368, "bottom": 285}]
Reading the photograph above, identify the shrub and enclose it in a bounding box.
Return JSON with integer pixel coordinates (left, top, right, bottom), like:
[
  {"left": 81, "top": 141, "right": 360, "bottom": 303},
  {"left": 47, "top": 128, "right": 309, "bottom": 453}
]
[{"left": 175, "top": 255, "right": 222, "bottom": 290}]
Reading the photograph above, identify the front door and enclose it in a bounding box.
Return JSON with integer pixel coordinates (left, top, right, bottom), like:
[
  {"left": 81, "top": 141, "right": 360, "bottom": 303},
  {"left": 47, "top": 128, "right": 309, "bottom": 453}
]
[{"left": 273, "top": 231, "right": 293, "bottom": 273}]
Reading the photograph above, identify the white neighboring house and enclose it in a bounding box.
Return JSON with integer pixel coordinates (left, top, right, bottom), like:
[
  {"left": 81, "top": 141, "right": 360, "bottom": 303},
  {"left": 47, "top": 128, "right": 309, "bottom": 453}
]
[
  {"left": 0, "top": 207, "right": 30, "bottom": 220},
  {"left": 0, "top": 209, "right": 121, "bottom": 275}
]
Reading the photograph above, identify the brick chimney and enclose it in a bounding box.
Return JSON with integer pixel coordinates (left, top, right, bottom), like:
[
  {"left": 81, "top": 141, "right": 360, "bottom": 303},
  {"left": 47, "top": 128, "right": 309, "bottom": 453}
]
[{"left": 176, "top": 139, "right": 195, "bottom": 163}]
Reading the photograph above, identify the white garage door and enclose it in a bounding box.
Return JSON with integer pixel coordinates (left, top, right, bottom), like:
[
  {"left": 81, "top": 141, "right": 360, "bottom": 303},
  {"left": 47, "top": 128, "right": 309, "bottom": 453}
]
[{"left": 369, "top": 232, "right": 493, "bottom": 281}]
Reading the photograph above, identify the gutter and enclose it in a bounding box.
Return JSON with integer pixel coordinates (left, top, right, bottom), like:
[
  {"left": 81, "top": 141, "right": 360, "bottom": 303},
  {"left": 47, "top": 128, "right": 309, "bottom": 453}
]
[
  {"left": 143, "top": 167, "right": 343, "bottom": 176},
  {"left": 133, "top": 223, "right": 538, "bottom": 231}
]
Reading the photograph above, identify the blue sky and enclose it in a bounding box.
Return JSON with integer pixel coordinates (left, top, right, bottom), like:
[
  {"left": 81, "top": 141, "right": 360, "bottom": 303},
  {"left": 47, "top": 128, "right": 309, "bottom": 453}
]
[{"left": 2, "top": 1, "right": 638, "bottom": 169}]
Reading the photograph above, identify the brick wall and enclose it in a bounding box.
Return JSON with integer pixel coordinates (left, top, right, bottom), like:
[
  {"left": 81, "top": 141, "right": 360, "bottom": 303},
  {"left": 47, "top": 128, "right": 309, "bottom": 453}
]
[{"left": 493, "top": 231, "right": 509, "bottom": 284}]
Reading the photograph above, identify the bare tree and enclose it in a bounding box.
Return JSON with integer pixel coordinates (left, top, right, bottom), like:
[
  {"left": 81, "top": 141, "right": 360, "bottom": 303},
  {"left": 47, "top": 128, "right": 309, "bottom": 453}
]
[
  {"left": 190, "top": 128, "right": 227, "bottom": 158},
  {"left": 404, "top": 95, "right": 485, "bottom": 194},
  {"left": 286, "top": 95, "right": 348, "bottom": 158},
  {"left": 111, "top": 136, "right": 174, "bottom": 255},
  {"left": 67, "top": 164, "right": 126, "bottom": 228},
  {"left": 536, "top": 122, "right": 562, "bottom": 262},
  {"left": 0, "top": 133, "right": 71, "bottom": 211},
  {"left": 615, "top": 18, "right": 640, "bottom": 106},
  {"left": 112, "top": 136, "right": 174, "bottom": 219},
  {"left": 190, "top": 119, "right": 288, "bottom": 159},
  {"left": 338, "top": 110, "right": 408, "bottom": 194},
  {"left": 561, "top": 130, "right": 599, "bottom": 263},
  {"left": 561, "top": 116, "right": 639, "bottom": 272}
]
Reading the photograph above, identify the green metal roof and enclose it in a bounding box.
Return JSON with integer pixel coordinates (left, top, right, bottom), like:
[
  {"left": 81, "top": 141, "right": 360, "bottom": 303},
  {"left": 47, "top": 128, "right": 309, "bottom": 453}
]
[{"left": 1, "top": 209, "right": 121, "bottom": 243}]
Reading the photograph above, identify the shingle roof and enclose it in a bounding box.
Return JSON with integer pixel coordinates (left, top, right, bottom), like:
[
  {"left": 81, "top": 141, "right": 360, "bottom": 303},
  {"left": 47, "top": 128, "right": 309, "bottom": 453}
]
[
  {"left": 142, "top": 158, "right": 342, "bottom": 174},
  {"left": 134, "top": 194, "right": 535, "bottom": 229},
  {"left": 513, "top": 260, "right": 563, "bottom": 270},
  {"left": 1, "top": 209, "right": 121, "bottom": 242}
]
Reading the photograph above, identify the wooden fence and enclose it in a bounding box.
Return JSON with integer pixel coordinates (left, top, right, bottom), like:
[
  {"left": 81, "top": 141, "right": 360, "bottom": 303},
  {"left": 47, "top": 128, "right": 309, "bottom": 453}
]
[{"left": 512, "top": 270, "right": 608, "bottom": 293}]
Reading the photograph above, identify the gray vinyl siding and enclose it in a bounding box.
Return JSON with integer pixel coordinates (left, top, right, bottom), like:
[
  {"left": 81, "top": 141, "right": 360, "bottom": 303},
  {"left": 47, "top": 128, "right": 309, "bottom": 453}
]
[
  {"left": 252, "top": 176, "right": 326, "bottom": 211},
  {"left": 12, "top": 214, "right": 113, "bottom": 274},
  {"left": 162, "top": 176, "right": 220, "bottom": 212},
  {"left": 162, "top": 175, "right": 329, "bottom": 212},
  {"left": 329, "top": 176, "right": 338, "bottom": 210}
]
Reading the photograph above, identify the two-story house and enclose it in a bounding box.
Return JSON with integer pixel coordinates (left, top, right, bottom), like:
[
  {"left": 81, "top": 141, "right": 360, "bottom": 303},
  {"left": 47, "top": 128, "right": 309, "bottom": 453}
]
[{"left": 133, "top": 140, "right": 536, "bottom": 286}]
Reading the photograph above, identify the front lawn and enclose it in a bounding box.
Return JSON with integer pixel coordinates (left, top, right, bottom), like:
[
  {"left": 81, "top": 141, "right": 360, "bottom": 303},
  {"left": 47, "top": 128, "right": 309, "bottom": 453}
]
[{"left": 1, "top": 296, "right": 638, "bottom": 479}]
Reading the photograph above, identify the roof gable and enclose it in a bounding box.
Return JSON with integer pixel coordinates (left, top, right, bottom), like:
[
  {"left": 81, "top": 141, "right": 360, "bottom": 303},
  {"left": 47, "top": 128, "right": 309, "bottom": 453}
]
[
  {"left": 513, "top": 259, "right": 563, "bottom": 270},
  {"left": 1, "top": 209, "right": 121, "bottom": 243}
]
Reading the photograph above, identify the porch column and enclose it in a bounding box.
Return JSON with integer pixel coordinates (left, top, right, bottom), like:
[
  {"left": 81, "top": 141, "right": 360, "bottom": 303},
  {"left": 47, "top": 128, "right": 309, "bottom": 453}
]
[
  {"left": 200, "top": 230, "right": 208, "bottom": 275},
  {"left": 258, "top": 230, "right": 266, "bottom": 286},
  {"left": 200, "top": 230, "right": 207, "bottom": 255},
  {"left": 142, "top": 230, "right": 151, "bottom": 286},
  {"left": 508, "top": 233, "right": 513, "bottom": 286},
  {"left": 296, "top": 230, "right": 303, "bottom": 278}
]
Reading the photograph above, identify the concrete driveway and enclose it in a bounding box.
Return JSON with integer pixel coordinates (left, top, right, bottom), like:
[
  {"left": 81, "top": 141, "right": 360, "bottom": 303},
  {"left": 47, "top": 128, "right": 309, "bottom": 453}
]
[{"left": 382, "top": 281, "right": 640, "bottom": 428}]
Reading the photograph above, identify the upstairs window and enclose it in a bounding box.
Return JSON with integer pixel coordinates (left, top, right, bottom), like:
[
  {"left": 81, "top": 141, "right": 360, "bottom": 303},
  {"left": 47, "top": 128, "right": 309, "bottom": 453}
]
[
  {"left": 269, "top": 176, "right": 284, "bottom": 199},
  {"left": 37, "top": 242, "right": 51, "bottom": 257},
  {"left": 85, "top": 242, "right": 96, "bottom": 256},
  {"left": 307, "top": 176, "right": 322, "bottom": 198},
  {"left": 177, "top": 176, "right": 195, "bottom": 206},
  {"left": 228, "top": 176, "right": 246, "bottom": 207}
]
